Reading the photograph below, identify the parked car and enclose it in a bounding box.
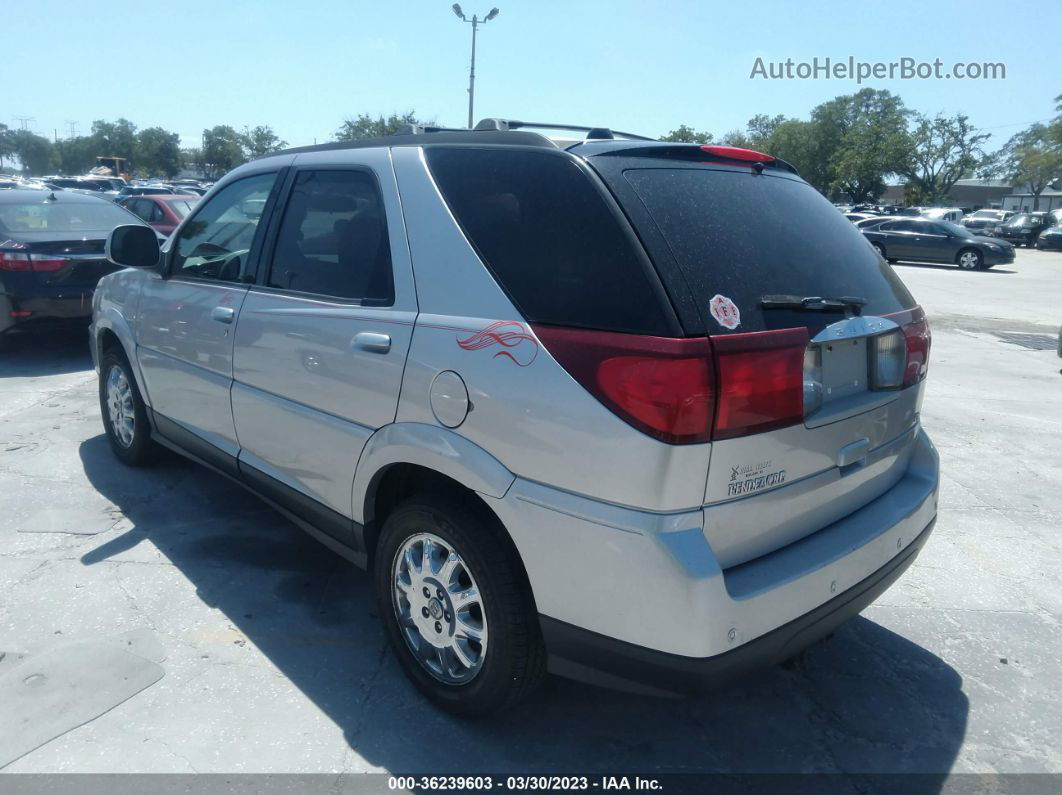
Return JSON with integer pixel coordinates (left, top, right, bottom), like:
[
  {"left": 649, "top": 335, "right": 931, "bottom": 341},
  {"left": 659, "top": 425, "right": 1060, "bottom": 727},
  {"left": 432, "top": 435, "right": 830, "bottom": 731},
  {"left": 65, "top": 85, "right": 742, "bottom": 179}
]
[
  {"left": 116, "top": 185, "right": 177, "bottom": 199},
  {"left": 117, "top": 194, "right": 199, "bottom": 237},
  {"left": 862, "top": 217, "right": 1015, "bottom": 269},
  {"left": 854, "top": 215, "right": 900, "bottom": 230},
  {"left": 0, "top": 189, "right": 148, "bottom": 337},
  {"left": 920, "top": 207, "right": 965, "bottom": 223},
  {"left": 43, "top": 177, "right": 112, "bottom": 194},
  {"left": 995, "top": 212, "right": 1057, "bottom": 247},
  {"left": 92, "top": 123, "right": 939, "bottom": 716},
  {"left": 845, "top": 212, "right": 878, "bottom": 224},
  {"left": 1034, "top": 224, "right": 1062, "bottom": 251},
  {"left": 961, "top": 208, "right": 1013, "bottom": 236}
]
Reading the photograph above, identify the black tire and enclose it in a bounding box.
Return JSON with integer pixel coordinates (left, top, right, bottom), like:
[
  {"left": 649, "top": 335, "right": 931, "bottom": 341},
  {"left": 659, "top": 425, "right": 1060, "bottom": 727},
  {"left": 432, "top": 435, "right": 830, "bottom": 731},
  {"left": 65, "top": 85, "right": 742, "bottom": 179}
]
[
  {"left": 871, "top": 242, "right": 886, "bottom": 259},
  {"left": 99, "top": 348, "right": 157, "bottom": 466},
  {"left": 956, "top": 247, "right": 984, "bottom": 270},
  {"left": 887, "top": 258, "right": 898, "bottom": 264},
  {"left": 374, "top": 494, "right": 546, "bottom": 717}
]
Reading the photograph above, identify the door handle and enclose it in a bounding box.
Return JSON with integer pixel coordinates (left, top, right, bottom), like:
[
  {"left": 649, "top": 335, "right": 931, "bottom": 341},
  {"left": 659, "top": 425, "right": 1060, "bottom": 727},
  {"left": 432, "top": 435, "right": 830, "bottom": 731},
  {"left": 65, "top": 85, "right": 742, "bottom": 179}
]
[
  {"left": 353, "top": 331, "right": 391, "bottom": 353},
  {"left": 211, "top": 306, "right": 236, "bottom": 324}
]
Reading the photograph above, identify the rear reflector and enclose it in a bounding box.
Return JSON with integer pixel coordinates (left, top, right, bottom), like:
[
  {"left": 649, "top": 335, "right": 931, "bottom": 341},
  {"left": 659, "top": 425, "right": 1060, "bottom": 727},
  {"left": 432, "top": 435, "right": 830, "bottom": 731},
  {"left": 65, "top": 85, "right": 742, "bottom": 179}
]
[
  {"left": 9, "top": 310, "right": 32, "bottom": 318},
  {"left": 711, "top": 328, "right": 809, "bottom": 440},
  {"left": 0, "top": 252, "right": 70, "bottom": 272},
  {"left": 699, "top": 145, "right": 775, "bottom": 163},
  {"left": 531, "top": 325, "right": 714, "bottom": 444}
]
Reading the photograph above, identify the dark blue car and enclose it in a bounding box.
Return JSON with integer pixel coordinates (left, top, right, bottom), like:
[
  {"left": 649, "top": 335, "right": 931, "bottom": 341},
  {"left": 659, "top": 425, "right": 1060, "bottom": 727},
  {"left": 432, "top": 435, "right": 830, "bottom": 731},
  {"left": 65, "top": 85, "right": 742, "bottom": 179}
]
[{"left": 0, "top": 189, "right": 150, "bottom": 337}]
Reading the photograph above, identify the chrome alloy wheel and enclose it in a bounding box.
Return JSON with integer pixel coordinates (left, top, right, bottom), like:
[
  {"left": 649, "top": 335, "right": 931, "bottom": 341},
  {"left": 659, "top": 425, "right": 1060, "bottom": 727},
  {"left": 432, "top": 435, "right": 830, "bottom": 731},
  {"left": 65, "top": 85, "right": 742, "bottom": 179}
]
[
  {"left": 392, "top": 532, "right": 487, "bottom": 685},
  {"left": 958, "top": 250, "right": 980, "bottom": 269},
  {"left": 106, "top": 365, "right": 135, "bottom": 448}
]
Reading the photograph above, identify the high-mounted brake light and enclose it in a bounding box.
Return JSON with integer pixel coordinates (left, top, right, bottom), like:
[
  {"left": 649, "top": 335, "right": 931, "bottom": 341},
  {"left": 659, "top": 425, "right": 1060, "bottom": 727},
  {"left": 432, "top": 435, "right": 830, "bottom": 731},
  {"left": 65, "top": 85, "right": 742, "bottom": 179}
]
[{"left": 699, "top": 145, "right": 775, "bottom": 163}]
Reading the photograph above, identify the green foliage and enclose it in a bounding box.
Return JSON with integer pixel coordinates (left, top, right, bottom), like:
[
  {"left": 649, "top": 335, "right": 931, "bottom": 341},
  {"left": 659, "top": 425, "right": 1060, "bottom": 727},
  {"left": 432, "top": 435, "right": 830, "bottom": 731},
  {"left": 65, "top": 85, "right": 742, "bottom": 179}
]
[
  {"left": 136, "top": 127, "right": 182, "bottom": 178},
  {"left": 660, "top": 124, "right": 712, "bottom": 144},
  {"left": 8, "top": 130, "right": 57, "bottom": 175},
  {"left": 896, "top": 113, "right": 991, "bottom": 204},
  {"left": 90, "top": 118, "right": 138, "bottom": 160},
  {"left": 0, "top": 123, "right": 13, "bottom": 170},
  {"left": 242, "top": 125, "right": 288, "bottom": 159},
  {"left": 991, "top": 123, "right": 1062, "bottom": 209},
  {"left": 200, "top": 125, "right": 248, "bottom": 179},
  {"left": 334, "top": 111, "right": 430, "bottom": 141},
  {"left": 55, "top": 135, "right": 98, "bottom": 174}
]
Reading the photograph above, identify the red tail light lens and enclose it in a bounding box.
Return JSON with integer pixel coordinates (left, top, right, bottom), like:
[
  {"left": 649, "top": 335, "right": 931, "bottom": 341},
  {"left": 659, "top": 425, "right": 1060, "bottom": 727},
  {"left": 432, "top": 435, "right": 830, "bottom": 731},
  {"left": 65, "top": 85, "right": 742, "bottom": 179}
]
[
  {"left": 711, "top": 329, "right": 809, "bottom": 440},
  {"left": 531, "top": 325, "right": 714, "bottom": 444},
  {"left": 884, "top": 307, "right": 931, "bottom": 387},
  {"left": 0, "top": 252, "right": 32, "bottom": 272},
  {"left": 699, "top": 145, "right": 775, "bottom": 163},
  {"left": 0, "top": 252, "right": 70, "bottom": 272}
]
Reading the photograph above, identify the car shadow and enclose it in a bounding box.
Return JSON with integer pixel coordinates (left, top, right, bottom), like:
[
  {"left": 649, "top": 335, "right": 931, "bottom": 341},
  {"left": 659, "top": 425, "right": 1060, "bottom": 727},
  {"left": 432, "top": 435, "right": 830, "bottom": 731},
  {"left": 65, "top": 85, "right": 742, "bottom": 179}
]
[
  {"left": 890, "top": 261, "right": 1016, "bottom": 274},
  {"left": 77, "top": 434, "right": 968, "bottom": 782},
  {"left": 0, "top": 325, "right": 93, "bottom": 377}
]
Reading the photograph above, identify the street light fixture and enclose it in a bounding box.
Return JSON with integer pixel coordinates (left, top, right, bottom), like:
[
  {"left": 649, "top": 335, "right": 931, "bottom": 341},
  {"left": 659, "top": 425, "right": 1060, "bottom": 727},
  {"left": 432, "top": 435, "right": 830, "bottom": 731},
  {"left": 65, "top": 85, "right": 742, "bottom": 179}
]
[{"left": 452, "top": 6, "right": 500, "bottom": 128}]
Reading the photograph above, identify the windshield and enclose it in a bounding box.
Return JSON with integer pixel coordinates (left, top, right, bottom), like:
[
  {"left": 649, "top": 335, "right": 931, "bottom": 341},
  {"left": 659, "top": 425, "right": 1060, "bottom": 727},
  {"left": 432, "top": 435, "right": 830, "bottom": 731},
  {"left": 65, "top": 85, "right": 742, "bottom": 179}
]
[
  {"left": 971, "top": 210, "right": 999, "bottom": 219},
  {"left": 1006, "top": 214, "right": 1031, "bottom": 226},
  {"left": 165, "top": 199, "right": 197, "bottom": 219},
  {"left": 0, "top": 200, "right": 136, "bottom": 233}
]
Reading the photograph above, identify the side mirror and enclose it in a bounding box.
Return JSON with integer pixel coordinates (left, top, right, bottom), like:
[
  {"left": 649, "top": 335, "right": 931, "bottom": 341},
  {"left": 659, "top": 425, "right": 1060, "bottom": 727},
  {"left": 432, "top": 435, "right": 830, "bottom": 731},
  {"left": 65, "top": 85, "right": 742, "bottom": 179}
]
[{"left": 106, "top": 224, "right": 160, "bottom": 269}]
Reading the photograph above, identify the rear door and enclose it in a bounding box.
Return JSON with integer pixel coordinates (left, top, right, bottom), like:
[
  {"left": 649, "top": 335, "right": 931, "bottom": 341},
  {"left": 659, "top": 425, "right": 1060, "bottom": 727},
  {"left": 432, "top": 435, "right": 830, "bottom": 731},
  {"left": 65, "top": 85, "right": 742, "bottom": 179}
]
[
  {"left": 907, "top": 220, "right": 952, "bottom": 262},
  {"left": 589, "top": 154, "right": 928, "bottom": 568},
  {"left": 135, "top": 168, "right": 285, "bottom": 470},
  {"left": 230, "top": 149, "right": 416, "bottom": 542}
]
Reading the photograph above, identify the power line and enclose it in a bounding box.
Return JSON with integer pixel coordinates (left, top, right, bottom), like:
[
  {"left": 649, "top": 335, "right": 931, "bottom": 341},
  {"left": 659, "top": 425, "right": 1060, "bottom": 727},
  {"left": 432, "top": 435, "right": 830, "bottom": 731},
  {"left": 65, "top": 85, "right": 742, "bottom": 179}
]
[
  {"left": 13, "top": 116, "right": 36, "bottom": 130},
  {"left": 65, "top": 120, "right": 79, "bottom": 138}
]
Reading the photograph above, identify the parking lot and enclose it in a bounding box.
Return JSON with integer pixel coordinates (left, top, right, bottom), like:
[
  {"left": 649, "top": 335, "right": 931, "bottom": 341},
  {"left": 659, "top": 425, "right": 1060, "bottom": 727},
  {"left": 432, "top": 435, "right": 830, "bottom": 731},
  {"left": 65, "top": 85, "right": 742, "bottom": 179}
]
[{"left": 0, "top": 248, "right": 1059, "bottom": 777}]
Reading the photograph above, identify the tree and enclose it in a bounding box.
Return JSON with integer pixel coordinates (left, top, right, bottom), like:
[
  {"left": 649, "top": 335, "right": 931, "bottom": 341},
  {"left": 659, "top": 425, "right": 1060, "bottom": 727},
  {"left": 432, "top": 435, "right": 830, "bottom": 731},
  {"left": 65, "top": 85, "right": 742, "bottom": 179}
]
[
  {"left": 200, "top": 126, "right": 247, "bottom": 179},
  {"left": 55, "top": 136, "right": 98, "bottom": 175},
  {"left": 241, "top": 125, "right": 287, "bottom": 159},
  {"left": 335, "top": 111, "right": 431, "bottom": 141},
  {"left": 90, "top": 118, "right": 138, "bottom": 161},
  {"left": 897, "top": 113, "right": 990, "bottom": 204},
  {"left": 993, "top": 123, "right": 1062, "bottom": 210},
  {"left": 812, "top": 89, "right": 911, "bottom": 203},
  {"left": 660, "top": 124, "right": 712, "bottom": 144},
  {"left": 0, "top": 124, "right": 13, "bottom": 170},
  {"left": 136, "top": 127, "right": 182, "bottom": 178},
  {"left": 746, "top": 114, "right": 787, "bottom": 146},
  {"left": 8, "top": 130, "right": 57, "bottom": 175}
]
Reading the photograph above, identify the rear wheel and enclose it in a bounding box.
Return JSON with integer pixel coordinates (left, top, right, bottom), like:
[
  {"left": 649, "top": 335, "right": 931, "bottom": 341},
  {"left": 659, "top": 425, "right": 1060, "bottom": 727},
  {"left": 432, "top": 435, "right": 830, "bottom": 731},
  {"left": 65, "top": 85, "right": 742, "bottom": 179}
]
[
  {"left": 99, "top": 349, "right": 157, "bottom": 465},
  {"left": 957, "top": 248, "right": 984, "bottom": 270},
  {"left": 374, "top": 494, "right": 545, "bottom": 717},
  {"left": 871, "top": 242, "right": 886, "bottom": 259}
]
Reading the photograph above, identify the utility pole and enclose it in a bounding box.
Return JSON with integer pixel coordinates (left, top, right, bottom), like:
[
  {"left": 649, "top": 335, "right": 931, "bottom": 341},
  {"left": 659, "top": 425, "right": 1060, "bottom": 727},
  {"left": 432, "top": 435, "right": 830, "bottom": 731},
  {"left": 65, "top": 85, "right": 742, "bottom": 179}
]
[
  {"left": 66, "top": 120, "right": 79, "bottom": 139},
  {"left": 14, "top": 116, "right": 35, "bottom": 131},
  {"left": 451, "top": 5, "right": 500, "bottom": 129}
]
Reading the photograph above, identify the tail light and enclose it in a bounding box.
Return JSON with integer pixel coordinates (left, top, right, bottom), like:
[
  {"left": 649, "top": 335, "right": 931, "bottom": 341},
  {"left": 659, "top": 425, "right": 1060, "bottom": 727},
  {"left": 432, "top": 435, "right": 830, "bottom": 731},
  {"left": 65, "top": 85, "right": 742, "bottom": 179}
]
[
  {"left": 869, "top": 329, "right": 906, "bottom": 389},
  {"left": 530, "top": 326, "right": 714, "bottom": 444},
  {"left": 711, "top": 329, "right": 808, "bottom": 440},
  {"left": 884, "top": 308, "right": 932, "bottom": 388},
  {"left": 0, "top": 252, "right": 70, "bottom": 272}
]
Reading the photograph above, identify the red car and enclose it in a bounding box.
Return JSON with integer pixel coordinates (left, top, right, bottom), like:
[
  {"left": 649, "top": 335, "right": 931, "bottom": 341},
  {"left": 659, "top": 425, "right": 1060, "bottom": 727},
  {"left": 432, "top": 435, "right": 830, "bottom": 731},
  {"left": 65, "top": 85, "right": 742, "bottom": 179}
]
[{"left": 117, "top": 194, "right": 199, "bottom": 237}]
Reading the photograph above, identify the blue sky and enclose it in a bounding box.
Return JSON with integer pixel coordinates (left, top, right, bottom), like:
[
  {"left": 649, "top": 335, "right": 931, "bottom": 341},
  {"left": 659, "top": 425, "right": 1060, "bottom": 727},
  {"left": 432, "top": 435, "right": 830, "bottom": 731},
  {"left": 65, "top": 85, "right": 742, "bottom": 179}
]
[{"left": 7, "top": 0, "right": 1058, "bottom": 151}]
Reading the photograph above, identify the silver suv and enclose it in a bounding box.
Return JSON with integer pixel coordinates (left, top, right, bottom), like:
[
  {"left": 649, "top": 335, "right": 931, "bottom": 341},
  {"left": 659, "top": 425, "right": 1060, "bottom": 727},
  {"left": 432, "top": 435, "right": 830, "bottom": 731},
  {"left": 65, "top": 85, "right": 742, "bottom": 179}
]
[{"left": 91, "top": 120, "right": 939, "bottom": 716}]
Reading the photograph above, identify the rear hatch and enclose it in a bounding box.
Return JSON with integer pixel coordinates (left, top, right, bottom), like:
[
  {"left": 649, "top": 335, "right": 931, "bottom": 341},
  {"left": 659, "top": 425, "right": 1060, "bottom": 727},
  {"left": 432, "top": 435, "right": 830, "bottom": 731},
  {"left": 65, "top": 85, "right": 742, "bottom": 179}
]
[{"left": 585, "top": 145, "right": 930, "bottom": 568}]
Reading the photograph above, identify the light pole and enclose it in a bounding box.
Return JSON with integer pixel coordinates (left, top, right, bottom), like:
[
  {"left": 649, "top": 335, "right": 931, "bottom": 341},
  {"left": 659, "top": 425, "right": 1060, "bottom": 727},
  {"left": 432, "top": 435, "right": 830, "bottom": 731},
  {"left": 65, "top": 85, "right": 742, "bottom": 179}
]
[{"left": 452, "top": 4, "right": 499, "bottom": 129}]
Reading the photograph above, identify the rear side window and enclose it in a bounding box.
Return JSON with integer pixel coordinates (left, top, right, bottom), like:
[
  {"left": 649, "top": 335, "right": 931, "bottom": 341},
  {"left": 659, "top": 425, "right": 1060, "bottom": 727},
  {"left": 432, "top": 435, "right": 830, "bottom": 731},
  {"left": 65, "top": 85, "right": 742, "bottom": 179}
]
[
  {"left": 616, "top": 166, "right": 915, "bottom": 333},
  {"left": 425, "top": 148, "right": 672, "bottom": 335},
  {"left": 267, "top": 170, "right": 394, "bottom": 304}
]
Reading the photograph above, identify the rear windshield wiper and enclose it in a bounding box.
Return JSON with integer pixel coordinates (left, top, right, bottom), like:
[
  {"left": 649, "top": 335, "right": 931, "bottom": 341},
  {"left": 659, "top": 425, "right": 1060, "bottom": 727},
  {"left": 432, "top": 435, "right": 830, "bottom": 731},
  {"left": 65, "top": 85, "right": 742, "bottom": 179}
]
[{"left": 760, "top": 295, "right": 867, "bottom": 315}]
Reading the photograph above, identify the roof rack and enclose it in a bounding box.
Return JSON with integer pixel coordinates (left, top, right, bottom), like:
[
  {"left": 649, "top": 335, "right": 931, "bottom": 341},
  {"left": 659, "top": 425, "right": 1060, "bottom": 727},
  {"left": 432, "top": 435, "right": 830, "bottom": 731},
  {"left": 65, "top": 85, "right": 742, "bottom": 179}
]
[{"left": 473, "top": 118, "right": 655, "bottom": 141}]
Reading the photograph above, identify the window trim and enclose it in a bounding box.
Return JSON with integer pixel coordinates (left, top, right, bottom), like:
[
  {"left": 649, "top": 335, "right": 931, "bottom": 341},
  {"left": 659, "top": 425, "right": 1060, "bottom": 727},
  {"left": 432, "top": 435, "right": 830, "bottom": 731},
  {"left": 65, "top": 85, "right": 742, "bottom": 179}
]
[
  {"left": 254, "top": 164, "right": 396, "bottom": 307},
  {"left": 163, "top": 167, "right": 286, "bottom": 285}
]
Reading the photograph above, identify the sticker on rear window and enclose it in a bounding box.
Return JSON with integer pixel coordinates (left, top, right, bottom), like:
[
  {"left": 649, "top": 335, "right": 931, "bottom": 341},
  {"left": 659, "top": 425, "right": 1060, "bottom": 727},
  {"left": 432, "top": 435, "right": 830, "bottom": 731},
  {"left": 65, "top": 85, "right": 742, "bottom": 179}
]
[{"left": 709, "top": 294, "right": 741, "bottom": 330}]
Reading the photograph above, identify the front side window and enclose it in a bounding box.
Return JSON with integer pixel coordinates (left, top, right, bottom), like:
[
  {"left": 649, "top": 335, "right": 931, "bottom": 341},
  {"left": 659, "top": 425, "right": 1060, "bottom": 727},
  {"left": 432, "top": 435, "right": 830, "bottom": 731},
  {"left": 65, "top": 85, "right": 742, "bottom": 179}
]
[
  {"left": 171, "top": 172, "right": 277, "bottom": 282},
  {"left": 267, "top": 170, "right": 394, "bottom": 304}
]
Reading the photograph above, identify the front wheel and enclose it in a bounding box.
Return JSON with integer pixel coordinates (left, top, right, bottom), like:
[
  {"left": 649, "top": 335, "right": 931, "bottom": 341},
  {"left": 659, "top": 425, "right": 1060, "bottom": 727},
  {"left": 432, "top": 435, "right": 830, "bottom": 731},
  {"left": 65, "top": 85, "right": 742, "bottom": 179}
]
[
  {"left": 99, "top": 349, "right": 157, "bottom": 465},
  {"left": 957, "top": 248, "right": 984, "bottom": 270},
  {"left": 871, "top": 242, "right": 886, "bottom": 259},
  {"left": 374, "top": 495, "right": 545, "bottom": 717}
]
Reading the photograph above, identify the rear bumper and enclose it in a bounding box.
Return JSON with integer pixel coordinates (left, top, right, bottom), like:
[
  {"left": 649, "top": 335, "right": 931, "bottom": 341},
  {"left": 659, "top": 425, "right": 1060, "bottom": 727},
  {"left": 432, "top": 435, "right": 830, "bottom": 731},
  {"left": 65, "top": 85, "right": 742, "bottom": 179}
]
[
  {"left": 541, "top": 515, "right": 934, "bottom": 696},
  {"left": 1, "top": 292, "right": 94, "bottom": 333}
]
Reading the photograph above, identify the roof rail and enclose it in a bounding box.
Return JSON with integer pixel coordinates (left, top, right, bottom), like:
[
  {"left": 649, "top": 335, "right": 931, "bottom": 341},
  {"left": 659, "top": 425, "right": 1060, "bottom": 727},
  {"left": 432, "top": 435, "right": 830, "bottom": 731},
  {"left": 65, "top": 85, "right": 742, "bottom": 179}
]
[
  {"left": 394, "top": 123, "right": 469, "bottom": 136},
  {"left": 474, "top": 118, "right": 655, "bottom": 141}
]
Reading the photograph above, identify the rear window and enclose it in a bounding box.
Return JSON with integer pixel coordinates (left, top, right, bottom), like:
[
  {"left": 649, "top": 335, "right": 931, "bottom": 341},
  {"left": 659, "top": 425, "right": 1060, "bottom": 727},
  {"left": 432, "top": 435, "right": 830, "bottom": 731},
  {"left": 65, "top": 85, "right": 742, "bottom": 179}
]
[
  {"left": 424, "top": 147, "right": 673, "bottom": 335},
  {"left": 615, "top": 165, "right": 915, "bottom": 333},
  {"left": 165, "top": 199, "right": 197, "bottom": 219},
  {"left": 0, "top": 200, "right": 135, "bottom": 233}
]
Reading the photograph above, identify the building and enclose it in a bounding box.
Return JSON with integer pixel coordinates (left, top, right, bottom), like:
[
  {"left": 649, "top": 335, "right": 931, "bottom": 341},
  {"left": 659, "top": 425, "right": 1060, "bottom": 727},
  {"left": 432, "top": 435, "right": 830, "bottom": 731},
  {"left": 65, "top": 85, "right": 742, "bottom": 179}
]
[
  {"left": 1000, "top": 186, "right": 1062, "bottom": 213},
  {"left": 881, "top": 178, "right": 1013, "bottom": 210}
]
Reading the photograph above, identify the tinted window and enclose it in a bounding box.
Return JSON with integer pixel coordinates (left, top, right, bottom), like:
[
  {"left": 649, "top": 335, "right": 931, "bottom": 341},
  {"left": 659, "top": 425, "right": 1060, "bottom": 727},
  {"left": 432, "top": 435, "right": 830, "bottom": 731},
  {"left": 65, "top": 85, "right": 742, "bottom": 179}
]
[
  {"left": 268, "top": 170, "right": 393, "bottom": 303},
  {"left": 165, "top": 199, "right": 196, "bottom": 219},
  {"left": 883, "top": 220, "right": 917, "bottom": 232},
  {"left": 618, "top": 166, "right": 914, "bottom": 333},
  {"left": 149, "top": 202, "right": 166, "bottom": 223},
  {"left": 171, "top": 172, "right": 276, "bottom": 282},
  {"left": 0, "top": 200, "right": 136, "bottom": 233},
  {"left": 425, "top": 147, "right": 672, "bottom": 335}
]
